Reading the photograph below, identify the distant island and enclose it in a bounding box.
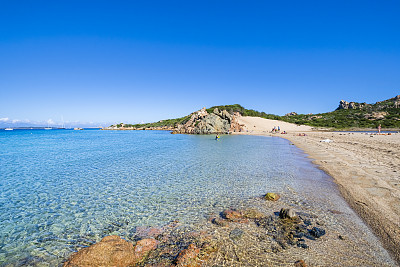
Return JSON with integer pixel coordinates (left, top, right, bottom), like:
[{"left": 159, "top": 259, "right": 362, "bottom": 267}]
[{"left": 105, "top": 95, "right": 400, "bottom": 132}]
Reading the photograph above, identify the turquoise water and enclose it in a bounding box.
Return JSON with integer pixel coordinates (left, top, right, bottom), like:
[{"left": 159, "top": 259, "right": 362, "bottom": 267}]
[{"left": 0, "top": 129, "right": 387, "bottom": 266}]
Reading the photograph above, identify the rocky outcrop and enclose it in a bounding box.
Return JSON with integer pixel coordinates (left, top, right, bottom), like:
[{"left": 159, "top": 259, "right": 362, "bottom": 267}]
[
  {"left": 338, "top": 95, "right": 400, "bottom": 110},
  {"left": 63, "top": 236, "right": 158, "bottom": 267},
  {"left": 285, "top": 112, "right": 298, "bottom": 116},
  {"left": 394, "top": 95, "right": 400, "bottom": 108},
  {"left": 337, "top": 100, "right": 370, "bottom": 110},
  {"left": 172, "top": 107, "right": 245, "bottom": 134}
]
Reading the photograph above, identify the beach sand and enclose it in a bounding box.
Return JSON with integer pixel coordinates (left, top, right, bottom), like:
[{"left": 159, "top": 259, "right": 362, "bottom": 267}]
[{"left": 236, "top": 116, "right": 400, "bottom": 263}]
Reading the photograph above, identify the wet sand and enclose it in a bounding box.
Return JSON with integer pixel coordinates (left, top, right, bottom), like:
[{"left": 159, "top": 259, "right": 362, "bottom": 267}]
[{"left": 237, "top": 116, "right": 400, "bottom": 263}]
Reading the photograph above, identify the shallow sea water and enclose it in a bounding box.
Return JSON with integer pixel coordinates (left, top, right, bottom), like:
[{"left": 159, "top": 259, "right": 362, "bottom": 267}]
[{"left": 0, "top": 130, "right": 395, "bottom": 266}]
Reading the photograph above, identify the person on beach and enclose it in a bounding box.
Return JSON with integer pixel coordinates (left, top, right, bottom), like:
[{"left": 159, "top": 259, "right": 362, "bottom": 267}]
[
  {"left": 378, "top": 124, "right": 381, "bottom": 134},
  {"left": 278, "top": 126, "right": 280, "bottom": 132}
]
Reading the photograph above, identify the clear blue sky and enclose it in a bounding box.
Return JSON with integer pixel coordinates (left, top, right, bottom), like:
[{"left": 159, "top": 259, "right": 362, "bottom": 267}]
[{"left": 1, "top": 1, "right": 399, "bottom": 127}]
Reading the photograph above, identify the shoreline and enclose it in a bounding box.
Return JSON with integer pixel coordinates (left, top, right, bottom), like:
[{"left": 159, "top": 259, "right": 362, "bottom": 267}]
[
  {"left": 233, "top": 117, "right": 400, "bottom": 264},
  {"left": 278, "top": 132, "right": 400, "bottom": 264}
]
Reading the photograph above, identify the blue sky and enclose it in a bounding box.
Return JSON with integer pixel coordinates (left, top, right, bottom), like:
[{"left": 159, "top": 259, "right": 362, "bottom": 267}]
[{"left": 1, "top": 1, "right": 399, "bottom": 127}]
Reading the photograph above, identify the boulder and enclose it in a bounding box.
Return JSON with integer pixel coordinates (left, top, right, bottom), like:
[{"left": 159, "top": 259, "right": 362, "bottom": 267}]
[
  {"left": 63, "top": 235, "right": 136, "bottom": 267},
  {"left": 63, "top": 236, "right": 159, "bottom": 267}
]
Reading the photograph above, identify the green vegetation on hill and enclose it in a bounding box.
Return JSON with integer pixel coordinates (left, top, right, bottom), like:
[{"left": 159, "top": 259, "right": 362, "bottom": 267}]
[
  {"left": 281, "top": 97, "right": 400, "bottom": 129},
  {"left": 281, "top": 108, "right": 400, "bottom": 129},
  {"left": 205, "top": 104, "right": 281, "bottom": 120},
  {"left": 111, "top": 96, "right": 400, "bottom": 130},
  {"left": 118, "top": 115, "right": 191, "bottom": 129}
]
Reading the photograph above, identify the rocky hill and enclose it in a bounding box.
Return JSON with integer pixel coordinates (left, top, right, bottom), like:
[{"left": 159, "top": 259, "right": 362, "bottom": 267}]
[
  {"left": 172, "top": 107, "right": 244, "bottom": 134},
  {"left": 283, "top": 95, "right": 400, "bottom": 129},
  {"left": 107, "top": 95, "right": 400, "bottom": 132}
]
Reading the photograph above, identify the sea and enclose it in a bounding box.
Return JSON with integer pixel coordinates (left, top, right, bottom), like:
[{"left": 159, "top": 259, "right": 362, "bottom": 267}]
[{"left": 0, "top": 129, "right": 394, "bottom": 266}]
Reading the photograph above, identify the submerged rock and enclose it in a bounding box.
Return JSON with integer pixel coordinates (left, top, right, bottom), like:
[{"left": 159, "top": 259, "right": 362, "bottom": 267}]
[
  {"left": 243, "top": 208, "right": 265, "bottom": 219},
  {"left": 309, "top": 227, "right": 326, "bottom": 238},
  {"left": 134, "top": 226, "right": 164, "bottom": 239},
  {"left": 175, "top": 243, "right": 200, "bottom": 267},
  {"left": 211, "top": 217, "right": 229, "bottom": 227},
  {"left": 264, "top": 193, "right": 281, "bottom": 201},
  {"left": 133, "top": 238, "right": 159, "bottom": 261},
  {"left": 229, "top": 228, "right": 244, "bottom": 241},
  {"left": 222, "top": 209, "right": 248, "bottom": 223}
]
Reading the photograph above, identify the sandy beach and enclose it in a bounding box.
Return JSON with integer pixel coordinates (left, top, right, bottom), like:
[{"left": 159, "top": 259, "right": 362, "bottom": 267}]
[{"left": 237, "top": 116, "right": 400, "bottom": 263}]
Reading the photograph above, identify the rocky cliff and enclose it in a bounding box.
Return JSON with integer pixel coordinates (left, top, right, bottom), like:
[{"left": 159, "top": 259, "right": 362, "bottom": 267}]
[{"left": 172, "top": 107, "right": 245, "bottom": 134}]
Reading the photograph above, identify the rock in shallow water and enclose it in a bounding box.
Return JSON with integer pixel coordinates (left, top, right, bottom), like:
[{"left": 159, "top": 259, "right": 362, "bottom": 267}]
[
  {"left": 309, "top": 227, "right": 326, "bottom": 238},
  {"left": 279, "top": 208, "right": 297, "bottom": 220},
  {"left": 229, "top": 228, "right": 244, "bottom": 241},
  {"left": 264, "top": 193, "right": 281, "bottom": 201},
  {"left": 63, "top": 236, "right": 159, "bottom": 267},
  {"left": 175, "top": 243, "right": 200, "bottom": 267},
  {"left": 63, "top": 235, "right": 136, "bottom": 267}
]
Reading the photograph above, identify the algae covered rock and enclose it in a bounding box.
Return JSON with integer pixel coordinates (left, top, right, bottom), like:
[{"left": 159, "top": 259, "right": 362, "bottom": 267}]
[{"left": 264, "top": 193, "right": 281, "bottom": 201}]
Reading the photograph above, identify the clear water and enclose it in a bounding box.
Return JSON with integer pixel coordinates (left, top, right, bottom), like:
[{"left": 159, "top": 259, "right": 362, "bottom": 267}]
[{"left": 0, "top": 129, "right": 391, "bottom": 266}]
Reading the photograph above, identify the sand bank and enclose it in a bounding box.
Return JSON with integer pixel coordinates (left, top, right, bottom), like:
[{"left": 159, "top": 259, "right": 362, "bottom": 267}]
[{"left": 236, "top": 116, "right": 400, "bottom": 263}]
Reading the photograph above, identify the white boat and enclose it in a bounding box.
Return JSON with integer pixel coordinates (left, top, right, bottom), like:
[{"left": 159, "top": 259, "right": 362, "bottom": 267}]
[
  {"left": 5, "top": 128, "right": 13, "bottom": 131},
  {"left": 44, "top": 127, "right": 52, "bottom": 130}
]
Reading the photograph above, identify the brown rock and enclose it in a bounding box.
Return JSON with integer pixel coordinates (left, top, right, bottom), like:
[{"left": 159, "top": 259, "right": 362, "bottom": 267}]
[
  {"left": 222, "top": 209, "right": 248, "bottom": 223},
  {"left": 222, "top": 209, "right": 242, "bottom": 220},
  {"left": 135, "top": 226, "right": 164, "bottom": 239},
  {"left": 175, "top": 243, "right": 200, "bottom": 267},
  {"left": 133, "top": 238, "right": 159, "bottom": 262},
  {"left": 63, "top": 235, "right": 136, "bottom": 267},
  {"left": 64, "top": 236, "right": 159, "bottom": 267},
  {"left": 295, "top": 259, "right": 307, "bottom": 267}
]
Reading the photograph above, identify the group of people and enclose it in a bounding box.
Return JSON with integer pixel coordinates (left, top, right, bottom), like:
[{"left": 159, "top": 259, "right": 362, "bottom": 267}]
[{"left": 271, "top": 126, "right": 280, "bottom": 133}]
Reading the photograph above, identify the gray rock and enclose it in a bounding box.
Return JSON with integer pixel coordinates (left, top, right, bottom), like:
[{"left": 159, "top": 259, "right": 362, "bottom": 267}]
[
  {"left": 229, "top": 228, "right": 244, "bottom": 241},
  {"left": 279, "top": 208, "right": 297, "bottom": 220}
]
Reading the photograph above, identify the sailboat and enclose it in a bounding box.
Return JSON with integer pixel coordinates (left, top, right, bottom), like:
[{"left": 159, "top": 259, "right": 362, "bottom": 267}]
[
  {"left": 44, "top": 123, "right": 52, "bottom": 130},
  {"left": 44, "top": 119, "right": 52, "bottom": 130},
  {"left": 58, "top": 115, "right": 66, "bottom": 129}
]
